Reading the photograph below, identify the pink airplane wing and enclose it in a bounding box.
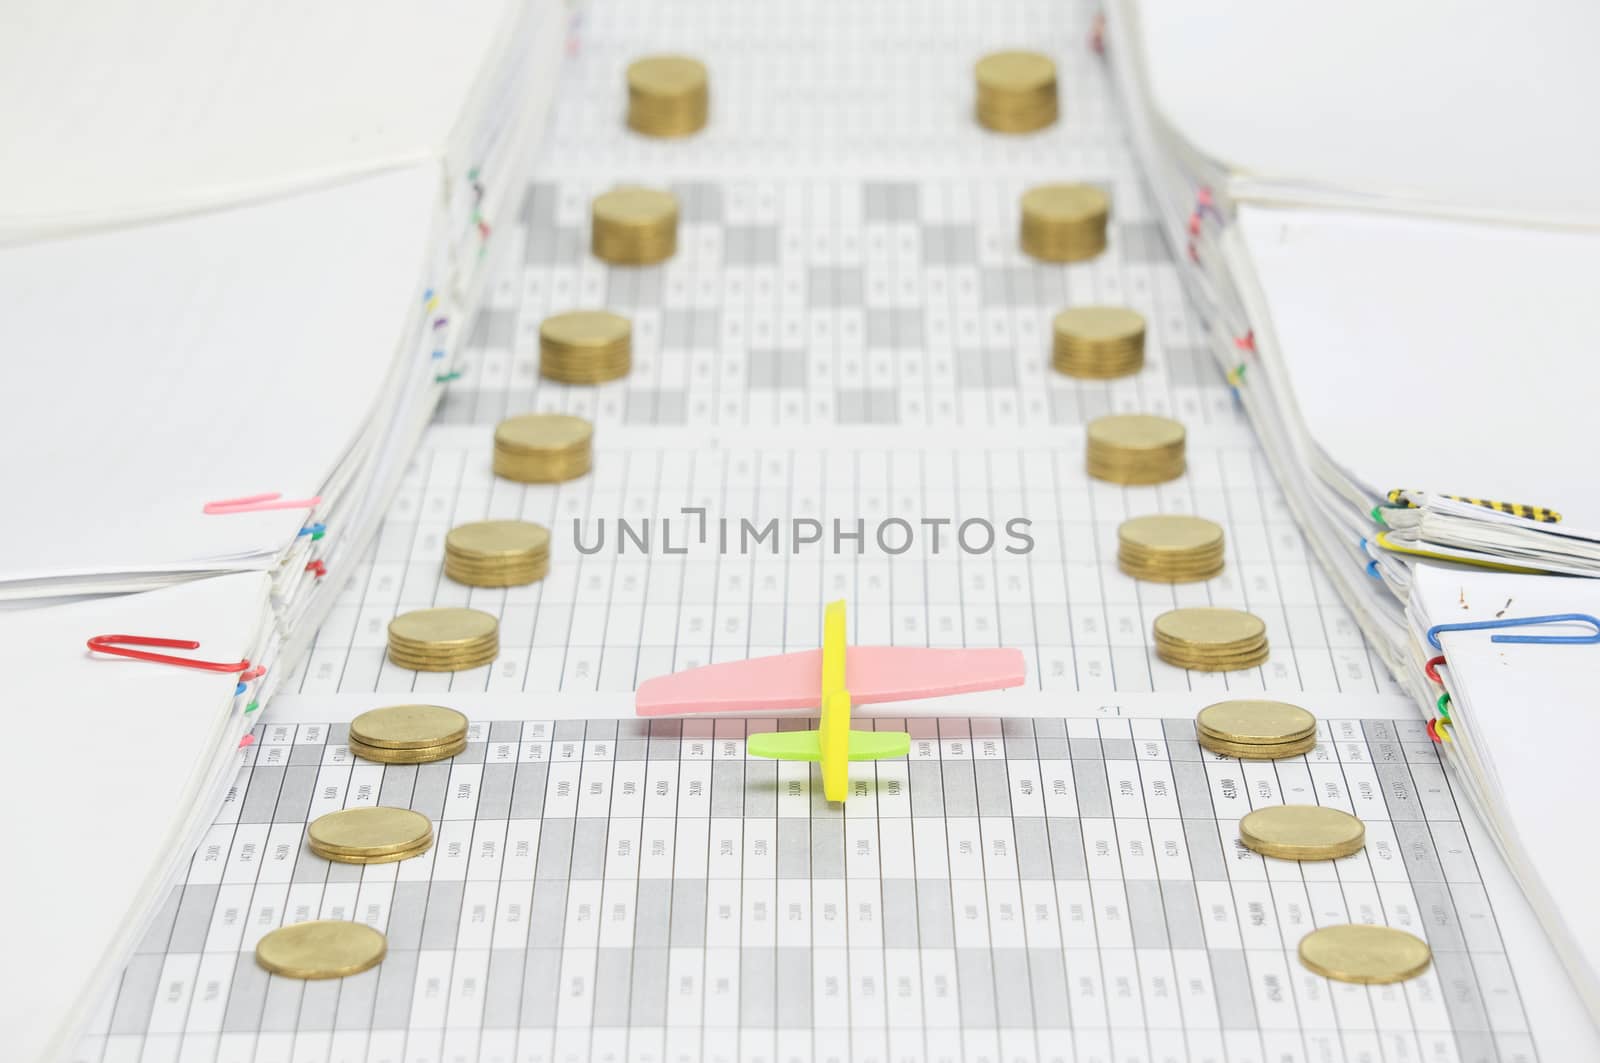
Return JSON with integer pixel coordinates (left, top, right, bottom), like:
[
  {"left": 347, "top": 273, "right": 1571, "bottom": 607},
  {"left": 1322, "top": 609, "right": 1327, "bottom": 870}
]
[{"left": 635, "top": 646, "right": 1026, "bottom": 717}]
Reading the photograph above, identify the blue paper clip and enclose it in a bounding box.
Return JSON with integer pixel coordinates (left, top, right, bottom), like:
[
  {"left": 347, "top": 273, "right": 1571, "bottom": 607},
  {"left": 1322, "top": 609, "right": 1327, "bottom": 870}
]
[{"left": 1426, "top": 612, "right": 1600, "bottom": 650}]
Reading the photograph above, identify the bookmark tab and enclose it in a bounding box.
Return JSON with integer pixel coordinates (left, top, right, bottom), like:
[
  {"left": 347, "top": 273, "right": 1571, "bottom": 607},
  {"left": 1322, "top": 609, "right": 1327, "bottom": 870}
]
[{"left": 204, "top": 492, "right": 321, "bottom": 516}]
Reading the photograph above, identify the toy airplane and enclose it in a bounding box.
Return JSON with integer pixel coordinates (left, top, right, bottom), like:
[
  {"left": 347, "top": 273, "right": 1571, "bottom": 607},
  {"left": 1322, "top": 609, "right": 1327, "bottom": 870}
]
[{"left": 635, "top": 599, "right": 1026, "bottom": 802}]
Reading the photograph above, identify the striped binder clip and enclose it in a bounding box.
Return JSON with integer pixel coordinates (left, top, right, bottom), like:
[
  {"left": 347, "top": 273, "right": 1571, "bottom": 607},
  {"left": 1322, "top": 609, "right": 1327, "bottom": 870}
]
[{"left": 1384, "top": 489, "right": 1561, "bottom": 524}]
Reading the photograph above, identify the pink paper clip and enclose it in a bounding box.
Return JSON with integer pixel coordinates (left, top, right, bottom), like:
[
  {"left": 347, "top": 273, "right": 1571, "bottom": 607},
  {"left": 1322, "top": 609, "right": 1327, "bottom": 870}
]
[
  {"left": 1233, "top": 331, "right": 1256, "bottom": 354},
  {"left": 239, "top": 734, "right": 257, "bottom": 749},
  {"left": 204, "top": 492, "right": 322, "bottom": 516}
]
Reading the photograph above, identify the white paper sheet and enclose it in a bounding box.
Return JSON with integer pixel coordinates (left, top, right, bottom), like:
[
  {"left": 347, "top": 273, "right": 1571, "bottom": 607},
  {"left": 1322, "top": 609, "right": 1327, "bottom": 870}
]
[
  {"left": 0, "top": 572, "right": 271, "bottom": 1063},
  {"left": 0, "top": 0, "right": 530, "bottom": 241},
  {"left": 1132, "top": 0, "right": 1600, "bottom": 227},
  {"left": 0, "top": 165, "right": 439, "bottom": 590}
]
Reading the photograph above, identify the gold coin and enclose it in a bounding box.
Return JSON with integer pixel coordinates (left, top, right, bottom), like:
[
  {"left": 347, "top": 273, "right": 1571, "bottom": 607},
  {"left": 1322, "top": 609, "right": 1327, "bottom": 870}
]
[
  {"left": 1239, "top": 805, "right": 1365, "bottom": 861},
  {"left": 1118, "top": 514, "right": 1224, "bottom": 582},
  {"left": 539, "top": 310, "right": 632, "bottom": 384},
  {"left": 975, "top": 51, "right": 1058, "bottom": 133},
  {"left": 1298, "top": 925, "right": 1432, "bottom": 985},
  {"left": 1196, "top": 699, "right": 1315, "bottom": 744},
  {"left": 1085, "top": 414, "right": 1185, "bottom": 484},
  {"left": 1087, "top": 414, "right": 1184, "bottom": 454},
  {"left": 493, "top": 413, "right": 594, "bottom": 483},
  {"left": 388, "top": 608, "right": 497, "bottom": 649},
  {"left": 494, "top": 413, "right": 592, "bottom": 454},
  {"left": 445, "top": 520, "right": 551, "bottom": 587},
  {"left": 1119, "top": 515, "right": 1222, "bottom": 553},
  {"left": 348, "top": 736, "right": 468, "bottom": 764},
  {"left": 1052, "top": 306, "right": 1145, "bottom": 378},
  {"left": 309, "top": 838, "right": 434, "bottom": 865},
  {"left": 1153, "top": 608, "right": 1265, "bottom": 649},
  {"left": 592, "top": 186, "right": 678, "bottom": 265},
  {"left": 1200, "top": 734, "right": 1316, "bottom": 760},
  {"left": 308, "top": 806, "right": 434, "bottom": 857},
  {"left": 349, "top": 704, "right": 469, "bottom": 750},
  {"left": 1020, "top": 183, "right": 1109, "bottom": 262},
  {"left": 627, "top": 55, "right": 709, "bottom": 137},
  {"left": 255, "top": 921, "right": 387, "bottom": 980}
]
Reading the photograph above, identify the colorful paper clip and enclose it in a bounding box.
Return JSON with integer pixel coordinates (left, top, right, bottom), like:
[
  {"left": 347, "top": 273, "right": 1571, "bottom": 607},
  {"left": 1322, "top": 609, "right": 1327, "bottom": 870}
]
[
  {"left": 203, "top": 492, "right": 322, "bottom": 516},
  {"left": 87, "top": 635, "right": 252, "bottom": 674},
  {"left": 636, "top": 599, "right": 1026, "bottom": 803},
  {"left": 1426, "top": 613, "right": 1600, "bottom": 650}
]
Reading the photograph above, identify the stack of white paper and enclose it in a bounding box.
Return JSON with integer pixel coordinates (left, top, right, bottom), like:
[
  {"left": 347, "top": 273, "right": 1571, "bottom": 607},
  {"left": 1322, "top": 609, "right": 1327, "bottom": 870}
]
[
  {"left": 1105, "top": 0, "right": 1600, "bottom": 1021},
  {"left": 0, "top": 5, "right": 565, "bottom": 1059},
  {"left": 1405, "top": 566, "right": 1600, "bottom": 1017}
]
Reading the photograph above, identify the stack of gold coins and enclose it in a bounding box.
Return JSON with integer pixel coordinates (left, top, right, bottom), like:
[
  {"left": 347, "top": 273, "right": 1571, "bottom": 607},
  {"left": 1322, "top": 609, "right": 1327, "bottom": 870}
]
[
  {"left": 974, "top": 50, "right": 1058, "bottom": 132},
  {"left": 540, "top": 310, "right": 632, "bottom": 384},
  {"left": 307, "top": 806, "right": 434, "bottom": 864},
  {"left": 386, "top": 609, "right": 499, "bottom": 672},
  {"left": 1052, "top": 306, "right": 1145, "bottom": 378},
  {"left": 1117, "top": 514, "right": 1225, "bottom": 582},
  {"left": 591, "top": 186, "right": 678, "bottom": 265},
  {"left": 1154, "top": 608, "right": 1269, "bottom": 671},
  {"left": 1195, "top": 698, "right": 1314, "bottom": 758},
  {"left": 1298, "top": 925, "right": 1432, "bottom": 985},
  {"left": 1086, "top": 413, "right": 1186, "bottom": 484},
  {"left": 348, "top": 703, "right": 470, "bottom": 763},
  {"left": 493, "top": 413, "right": 593, "bottom": 483},
  {"left": 1239, "top": 805, "right": 1365, "bottom": 861},
  {"left": 1020, "top": 183, "right": 1110, "bottom": 262},
  {"left": 445, "top": 520, "right": 551, "bottom": 586},
  {"left": 626, "top": 55, "right": 709, "bottom": 137},
  {"left": 256, "top": 921, "right": 388, "bottom": 980}
]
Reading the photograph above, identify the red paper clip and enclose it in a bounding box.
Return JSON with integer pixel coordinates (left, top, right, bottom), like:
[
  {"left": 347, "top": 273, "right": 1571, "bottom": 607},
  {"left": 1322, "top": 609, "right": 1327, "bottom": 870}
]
[
  {"left": 1426, "top": 718, "right": 1443, "bottom": 744},
  {"left": 306, "top": 560, "right": 328, "bottom": 578},
  {"left": 1233, "top": 331, "right": 1256, "bottom": 354},
  {"left": 204, "top": 492, "right": 322, "bottom": 516},
  {"left": 1423, "top": 655, "right": 1447, "bottom": 684},
  {"left": 240, "top": 665, "right": 267, "bottom": 682},
  {"left": 87, "top": 634, "right": 251, "bottom": 673}
]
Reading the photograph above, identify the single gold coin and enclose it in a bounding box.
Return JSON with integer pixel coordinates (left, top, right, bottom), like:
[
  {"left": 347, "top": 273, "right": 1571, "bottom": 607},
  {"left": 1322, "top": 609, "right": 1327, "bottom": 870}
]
[
  {"left": 1020, "top": 183, "right": 1109, "bottom": 262},
  {"left": 1240, "top": 805, "right": 1365, "bottom": 860},
  {"left": 627, "top": 55, "right": 709, "bottom": 137},
  {"left": 1052, "top": 306, "right": 1145, "bottom": 378},
  {"left": 493, "top": 413, "right": 594, "bottom": 483},
  {"left": 445, "top": 520, "right": 551, "bottom": 586},
  {"left": 349, "top": 704, "right": 469, "bottom": 750},
  {"left": 348, "top": 736, "right": 468, "bottom": 765},
  {"left": 1196, "top": 699, "right": 1315, "bottom": 744},
  {"left": 592, "top": 186, "right": 678, "bottom": 265},
  {"left": 539, "top": 310, "right": 632, "bottom": 384},
  {"left": 308, "top": 806, "right": 434, "bottom": 857},
  {"left": 975, "top": 51, "right": 1058, "bottom": 133},
  {"left": 1298, "top": 925, "right": 1432, "bottom": 985},
  {"left": 1154, "top": 608, "right": 1265, "bottom": 649},
  {"left": 255, "top": 921, "right": 387, "bottom": 980}
]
